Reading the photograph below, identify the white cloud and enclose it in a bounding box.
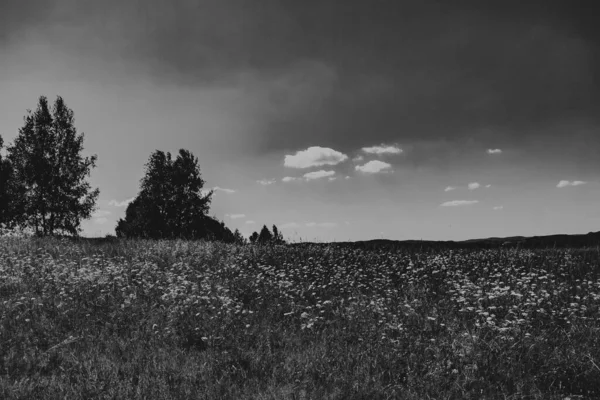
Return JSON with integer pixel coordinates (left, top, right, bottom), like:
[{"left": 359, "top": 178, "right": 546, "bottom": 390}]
[
  {"left": 487, "top": 149, "right": 502, "bottom": 154},
  {"left": 557, "top": 180, "right": 587, "bottom": 188},
  {"left": 486, "top": 184, "right": 492, "bottom": 188},
  {"left": 355, "top": 160, "right": 392, "bottom": 174},
  {"left": 284, "top": 146, "right": 348, "bottom": 168},
  {"left": 345, "top": 176, "right": 351, "bottom": 180},
  {"left": 226, "top": 214, "right": 246, "bottom": 219},
  {"left": 92, "top": 210, "right": 111, "bottom": 218},
  {"left": 362, "top": 144, "right": 403, "bottom": 155},
  {"left": 440, "top": 200, "right": 479, "bottom": 207},
  {"left": 493, "top": 206, "right": 504, "bottom": 210},
  {"left": 245, "top": 220, "right": 256, "bottom": 224},
  {"left": 213, "top": 186, "right": 236, "bottom": 194},
  {"left": 444, "top": 186, "right": 456, "bottom": 192},
  {"left": 94, "top": 217, "right": 108, "bottom": 224},
  {"left": 282, "top": 176, "right": 300, "bottom": 182},
  {"left": 303, "top": 170, "right": 335, "bottom": 180},
  {"left": 257, "top": 179, "right": 276, "bottom": 185},
  {"left": 352, "top": 155, "right": 364, "bottom": 162},
  {"left": 468, "top": 182, "right": 481, "bottom": 190},
  {"left": 108, "top": 197, "right": 134, "bottom": 207},
  {"left": 328, "top": 177, "right": 337, "bottom": 181}
]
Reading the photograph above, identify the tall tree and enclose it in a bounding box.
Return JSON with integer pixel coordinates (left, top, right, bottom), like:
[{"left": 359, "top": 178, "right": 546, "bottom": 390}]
[
  {"left": 257, "top": 225, "right": 273, "bottom": 244},
  {"left": 7, "top": 96, "right": 98, "bottom": 236},
  {"left": 233, "top": 229, "right": 246, "bottom": 245},
  {"left": 169, "top": 149, "right": 212, "bottom": 237},
  {"left": 0, "top": 135, "right": 22, "bottom": 229},
  {"left": 249, "top": 231, "right": 259, "bottom": 244},
  {"left": 116, "top": 148, "right": 225, "bottom": 241},
  {"left": 272, "top": 224, "right": 285, "bottom": 244}
]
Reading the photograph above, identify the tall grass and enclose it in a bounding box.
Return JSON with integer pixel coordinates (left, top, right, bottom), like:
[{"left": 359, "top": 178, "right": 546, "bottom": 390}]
[{"left": 1, "top": 237, "right": 599, "bottom": 399}]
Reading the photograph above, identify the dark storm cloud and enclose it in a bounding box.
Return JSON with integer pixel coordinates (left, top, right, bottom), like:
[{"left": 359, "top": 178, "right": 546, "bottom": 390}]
[{"left": 2, "top": 0, "right": 599, "bottom": 154}]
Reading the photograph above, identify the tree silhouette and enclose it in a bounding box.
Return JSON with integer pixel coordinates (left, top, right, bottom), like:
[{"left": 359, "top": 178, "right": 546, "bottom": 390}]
[
  {"left": 272, "top": 224, "right": 285, "bottom": 244},
  {"left": 0, "top": 136, "right": 22, "bottom": 229},
  {"left": 115, "top": 148, "right": 234, "bottom": 242},
  {"left": 233, "top": 229, "right": 246, "bottom": 245},
  {"left": 7, "top": 96, "right": 98, "bottom": 236},
  {"left": 249, "top": 231, "right": 259, "bottom": 244},
  {"left": 257, "top": 225, "right": 273, "bottom": 244}
]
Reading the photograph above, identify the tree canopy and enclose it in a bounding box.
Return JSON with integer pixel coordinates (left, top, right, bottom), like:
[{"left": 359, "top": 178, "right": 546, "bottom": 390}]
[
  {"left": 5, "top": 96, "right": 98, "bottom": 235},
  {"left": 115, "top": 149, "right": 234, "bottom": 242},
  {"left": 0, "top": 136, "right": 21, "bottom": 229},
  {"left": 249, "top": 224, "right": 285, "bottom": 245}
]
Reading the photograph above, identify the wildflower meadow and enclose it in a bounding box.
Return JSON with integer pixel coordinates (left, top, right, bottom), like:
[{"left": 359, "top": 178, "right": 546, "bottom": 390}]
[{"left": 1, "top": 237, "right": 599, "bottom": 399}]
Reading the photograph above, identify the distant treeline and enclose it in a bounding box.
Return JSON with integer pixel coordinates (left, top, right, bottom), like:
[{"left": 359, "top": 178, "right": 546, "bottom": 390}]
[
  {"left": 0, "top": 95, "right": 282, "bottom": 244},
  {"left": 292, "top": 232, "right": 600, "bottom": 251}
]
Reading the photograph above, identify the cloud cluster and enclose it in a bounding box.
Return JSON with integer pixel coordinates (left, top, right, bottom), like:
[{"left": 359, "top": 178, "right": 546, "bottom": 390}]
[
  {"left": 257, "top": 179, "right": 276, "bottom": 186},
  {"left": 557, "top": 180, "right": 587, "bottom": 188},
  {"left": 487, "top": 149, "right": 502, "bottom": 154},
  {"left": 213, "top": 186, "right": 236, "bottom": 194},
  {"left": 355, "top": 160, "right": 392, "bottom": 174},
  {"left": 493, "top": 206, "right": 504, "bottom": 210},
  {"left": 108, "top": 198, "right": 134, "bottom": 207},
  {"left": 303, "top": 170, "right": 335, "bottom": 180},
  {"left": 468, "top": 182, "right": 481, "bottom": 190},
  {"left": 226, "top": 214, "right": 245, "bottom": 219},
  {"left": 440, "top": 200, "right": 479, "bottom": 207},
  {"left": 444, "top": 186, "right": 456, "bottom": 192},
  {"left": 284, "top": 146, "right": 348, "bottom": 169},
  {"left": 362, "top": 144, "right": 402, "bottom": 155}
]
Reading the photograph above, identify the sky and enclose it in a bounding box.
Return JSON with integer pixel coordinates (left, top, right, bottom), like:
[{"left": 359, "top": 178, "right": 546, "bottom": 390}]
[{"left": 1, "top": 0, "right": 599, "bottom": 242}]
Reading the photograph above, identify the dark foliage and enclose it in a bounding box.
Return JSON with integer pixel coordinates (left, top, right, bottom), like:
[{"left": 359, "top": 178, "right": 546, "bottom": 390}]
[
  {"left": 272, "top": 224, "right": 284, "bottom": 244},
  {"left": 0, "top": 136, "right": 21, "bottom": 229},
  {"left": 115, "top": 149, "right": 234, "bottom": 242},
  {"left": 257, "top": 225, "right": 273, "bottom": 244},
  {"left": 5, "top": 96, "right": 99, "bottom": 236},
  {"left": 233, "top": 229, "right": 246, "bottom": 245},
  {"left": 249, "top": 231, "right": 259, "bottom": 244},
  {"left": 249, "top": 224, "right": 285, "bottom": 245}
]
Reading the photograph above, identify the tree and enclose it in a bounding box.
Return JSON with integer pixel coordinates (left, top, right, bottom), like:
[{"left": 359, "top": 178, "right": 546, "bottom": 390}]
[
  {"left": 233, "top": 229, "right": 246, "bottom": 245},
  {"left": 0, "top": 135, "right": 21, "bottom": 229},
  {"left": 272, "top": 224, "right": 285, "bottom": 244},
  {"left": 115, "top": 148, "right": 236, "bottom": 242},
  {"left": 7, "top": 96, "right": 99, "bottom": 236},
  {"left": 257, "top": 225, "right": 273, "bottom": 244},
  {"left": 249, "top": 231, "right": 258, "bottom": 244}
]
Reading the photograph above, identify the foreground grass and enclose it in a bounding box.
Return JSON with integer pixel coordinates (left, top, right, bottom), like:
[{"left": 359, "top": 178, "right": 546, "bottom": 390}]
[{"left": 1, "top": 237, "right": 599, "bottom": 399}]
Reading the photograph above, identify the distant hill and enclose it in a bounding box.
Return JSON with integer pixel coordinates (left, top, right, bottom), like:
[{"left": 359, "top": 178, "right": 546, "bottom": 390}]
[{"left": 293, "top": 231, "right": 600, "bottom": 250}]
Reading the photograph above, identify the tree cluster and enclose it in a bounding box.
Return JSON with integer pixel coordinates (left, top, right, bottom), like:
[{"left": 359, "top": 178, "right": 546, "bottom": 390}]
[
  {"left": 249, "top": 224, "right": 285, "bottom": 245},
  {"left": 0, "top": 96, "right": 98, "bottom": 236},
  {"left": 0, "top": 95, "right": 242, "bottom": 243},
  {"left": 115, "top": 149, "right": 238, "bottom": 242}
]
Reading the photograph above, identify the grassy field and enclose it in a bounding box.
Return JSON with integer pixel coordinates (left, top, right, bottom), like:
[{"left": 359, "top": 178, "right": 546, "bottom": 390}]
[{"left": 1, "top": 237, "right": 599, "bottom": 399}]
